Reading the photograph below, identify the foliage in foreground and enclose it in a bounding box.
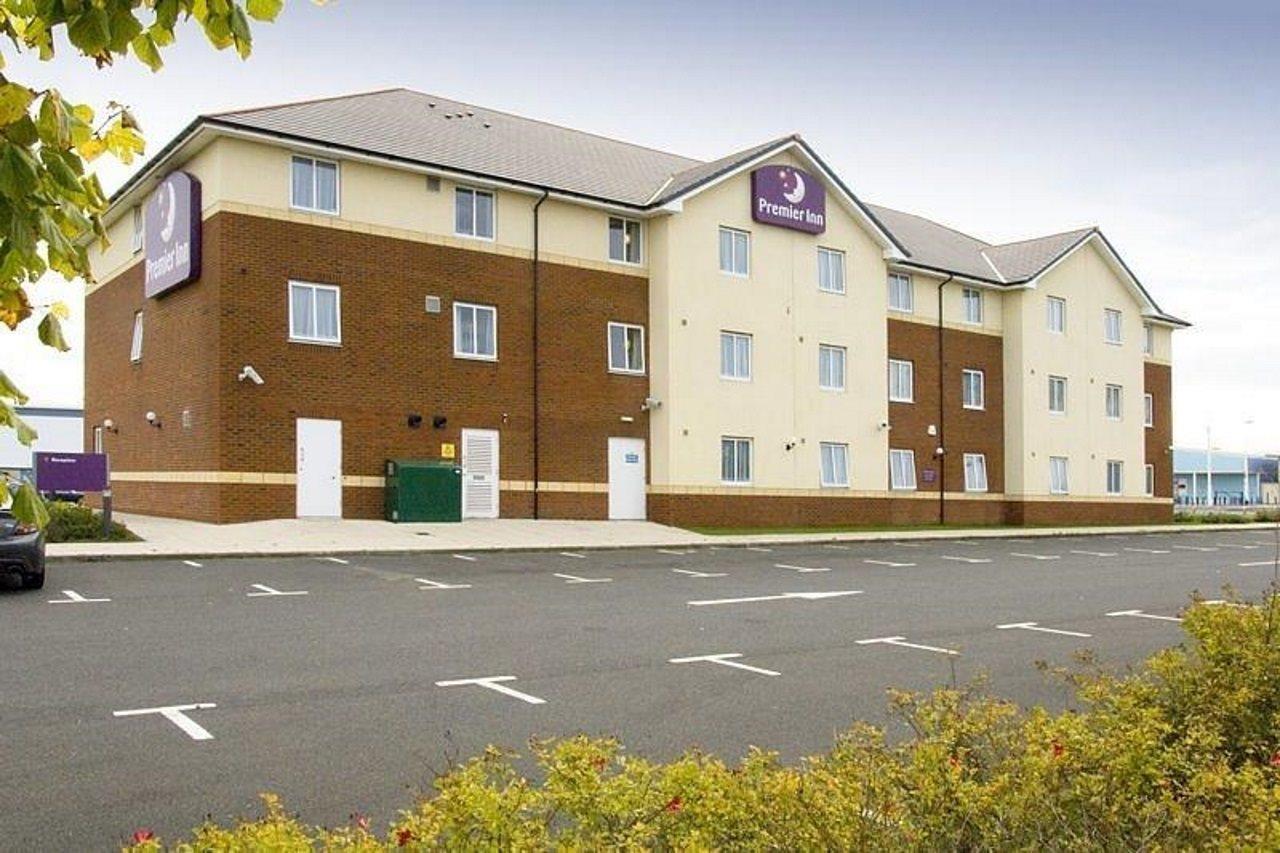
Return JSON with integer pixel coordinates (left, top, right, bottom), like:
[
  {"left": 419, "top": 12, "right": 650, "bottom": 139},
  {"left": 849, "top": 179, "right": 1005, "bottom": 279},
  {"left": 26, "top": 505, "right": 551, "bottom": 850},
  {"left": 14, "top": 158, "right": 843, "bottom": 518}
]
[
  {"left": 1175, "top": 509, "right": 1280, "bottom": 524},
  {"left": 44, "top": 499, "right": 135, "bottom": 542},
  {"left": 124, "top": 595, "right": 1280, "bottom": 850}
]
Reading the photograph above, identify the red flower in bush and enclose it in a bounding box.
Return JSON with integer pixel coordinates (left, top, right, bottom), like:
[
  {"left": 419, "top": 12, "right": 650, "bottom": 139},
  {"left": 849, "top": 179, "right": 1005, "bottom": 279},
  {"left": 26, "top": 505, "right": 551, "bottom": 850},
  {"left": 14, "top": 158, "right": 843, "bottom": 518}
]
[
  {"left": 131, "top": 829, "right": 155, "bottom": 844},
  {"left": 664, "top": 796, "right": 683, "bottom": 813},
  {"left": 948, "top": 755, "right": 961, "bottom": 769},
  {"left": 351, "top": 812, "right": 370, "bottom": 831},
  {"left": 396, "top": 827, "right": 416, "bottom": 846},
  {"left": 590, "top": 756, "right": 607, "bottom": 772},
  {"left": 1052, "top": 741, "right": 1066, "bottom": 758},
  {"left": 1270, "top": 751, "right": 1280, "bottom": 768}
]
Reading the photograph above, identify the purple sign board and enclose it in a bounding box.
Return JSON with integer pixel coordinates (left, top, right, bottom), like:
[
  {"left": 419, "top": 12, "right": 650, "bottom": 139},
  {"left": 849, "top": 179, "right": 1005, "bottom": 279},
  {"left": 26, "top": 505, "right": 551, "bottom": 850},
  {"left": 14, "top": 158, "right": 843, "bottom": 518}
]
[
  {"left": 34, "top": 452, "right": 109, "bottom": 492},
  {"left": 751, "top": 166, "right": 826, "bottom": 234},
  {"left": 144, "top": 171, "right": 202, "bottom": 298}
]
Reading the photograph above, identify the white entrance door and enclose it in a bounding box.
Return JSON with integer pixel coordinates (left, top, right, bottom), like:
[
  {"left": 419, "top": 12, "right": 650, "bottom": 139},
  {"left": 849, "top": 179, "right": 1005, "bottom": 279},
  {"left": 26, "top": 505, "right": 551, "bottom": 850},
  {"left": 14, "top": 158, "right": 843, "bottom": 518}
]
[
  {"left": 296, "top": 418, "right": 342, "bottom": 517},
  {"left": 461, "top": 429, "right": 500, "bottom": 519},
  {"left": 608, "top": 437, "right": 646, "bottom": 520}
]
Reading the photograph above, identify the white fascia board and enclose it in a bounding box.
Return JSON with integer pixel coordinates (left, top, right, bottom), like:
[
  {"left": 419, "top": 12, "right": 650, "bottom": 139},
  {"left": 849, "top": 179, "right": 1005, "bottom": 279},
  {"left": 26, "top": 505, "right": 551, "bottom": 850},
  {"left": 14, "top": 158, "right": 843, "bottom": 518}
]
[
  {"left": 1026, "top": 231, "right": 1159, "bottom": 314},
  {"left": 888, "top": 261, "right": 1004, "bottom": 290}
]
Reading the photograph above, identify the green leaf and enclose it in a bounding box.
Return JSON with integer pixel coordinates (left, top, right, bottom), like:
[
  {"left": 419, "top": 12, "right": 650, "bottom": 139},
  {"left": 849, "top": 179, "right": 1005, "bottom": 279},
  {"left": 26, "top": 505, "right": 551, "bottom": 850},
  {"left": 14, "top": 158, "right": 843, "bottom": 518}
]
[
  {"left": 37, "top": 311, "right": 70, "bottom": 351},
  {"left": 9, "top": 481, "right": 49, "bottom": 529},
  {"left": 106, "top": 5, "right": 144, "bottom": 53},
  {"left": 66, "top": 6, "right": 111, "bottom": 56},
  {"left": 0, "top": 83, "right": 35, "bottom": 126},
  {"left": 130, "top": 32, "right": 162, "bottom": 71},
  {"left": 0, "top": 398, "right": 37, "bottom": 444},
  {"left": 0, "top": 141, "right": 41, "bottom": 199},
  {"left": 0, "top": 369, "right": 29, "bottom": 405},
  {"left": 246, "top": 0, "right": 283, "bottom": 21}
]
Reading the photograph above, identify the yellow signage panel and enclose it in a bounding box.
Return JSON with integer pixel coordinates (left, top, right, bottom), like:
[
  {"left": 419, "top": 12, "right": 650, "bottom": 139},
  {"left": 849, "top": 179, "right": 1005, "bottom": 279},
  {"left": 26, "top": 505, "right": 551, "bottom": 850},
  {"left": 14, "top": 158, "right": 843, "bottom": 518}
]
[{"left": 441, "top": 442, "right": 456, "bottom": 460}]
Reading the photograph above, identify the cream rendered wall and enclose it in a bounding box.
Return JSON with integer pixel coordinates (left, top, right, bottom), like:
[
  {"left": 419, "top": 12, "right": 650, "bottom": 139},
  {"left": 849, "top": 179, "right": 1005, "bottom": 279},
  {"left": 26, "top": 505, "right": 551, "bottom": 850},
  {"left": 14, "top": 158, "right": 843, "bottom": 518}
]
[
  {"left": 889, "top": 266, "right": 1004, "bottom": 335},
  {"left": 1003, "top": 241, "right": 1148, "bottom": 498},
  {"left": 648, "top": 152, "right": 890, "bottom": 492},
  {"left": 1145, "top": 322, "right": 1173, "bottom": 364}
]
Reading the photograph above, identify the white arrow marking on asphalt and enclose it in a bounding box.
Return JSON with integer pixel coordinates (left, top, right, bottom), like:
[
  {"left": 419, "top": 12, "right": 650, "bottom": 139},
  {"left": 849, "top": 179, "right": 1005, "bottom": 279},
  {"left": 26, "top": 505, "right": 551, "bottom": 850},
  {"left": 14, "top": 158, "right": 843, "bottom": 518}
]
[
  {"left": 113, "top": 703, "right": 217, "bottom": 741},
  {"left": 856, "top": 636, "right": 960, "bottom": 656},
  {"left": 1215, "top": 543, "right": 1259, "bottom": 550},
  {"left": 554, "top": 572, "right": 612, "bottom": 584},
  {"left": 1010, "top": 553, "right": 1060, "bottom": 561},
  {"left": 668, "top": 653, "right": 780, "bottom": 677},
  {"left": 451, "top": 554, "right": 478, "bottom": 562},
  {"left": 1239, "top": 560, "right": 1278, "bottom": 567},
  {"left": 688, "top": 590, "right": 863, "bottom": 607},
  {"left": 1070, "top": 549, "right": 1117, "bottom": 557},
  {"left": 1123, "top": 547, "right": 1171, "bottom": 554},
  {"left": 863, "top": 559, "right": 916, "bottom": 567},
  {"left": 996, "top": 621, "right": 1092, "bottom": 638},
  {"left": 773, "top": 563, "right": 830, "bottom": 573},
  {"left": 246, "top": 583, "right": 308, "bottom": 597},
  {"left": 182, "top": 560, "right": 203, "bottom": 568},
  {"left": 1106, "top": 609, "right": 1182, "bottom": 623},
  {"left": 48, "top": 589, "right": 110, "bottom": 604},
  {"left": 415, "top": 577, "right": 472, "bottom": 590},
  {"left": 941, "top": 555, "right": 991, "bottom": 564},
  {"left": 1172, "top": 545, "right": 1217, "bottom": 552},
  {"left": 435, "top": 676, "right": 545, "bottom": 704},
  {"left": 321, "top": 557, "right": 349, "bottom": 564},
  {"left": 559, "top": 551, "right": 586, "bottom": 559},
  {"left": 672, "top": 568, "right": 727, "bottom": 578}
]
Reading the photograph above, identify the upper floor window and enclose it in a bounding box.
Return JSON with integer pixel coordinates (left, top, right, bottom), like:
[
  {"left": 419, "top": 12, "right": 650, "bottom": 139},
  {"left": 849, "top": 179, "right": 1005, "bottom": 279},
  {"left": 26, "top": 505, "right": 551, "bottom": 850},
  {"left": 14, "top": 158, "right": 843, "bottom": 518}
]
[
  {"left": 454, "top": 301, "right": 497, "bottom": 360},
  {"left": 1047, "top": 296, "right": 1066, "bottom": 334},
  {"left": 820, "top": 442, "right": 850, "bottom": 488},
  {"left": 963, "top": 452, "right": 988, "bottom": 492},
  {"left": 819, "top": 344, "right": 846, "bottom": 391},
  {"left": 290, "top": 155, "right": 339, "bottom": 214},
  {"left": 962, "top": 368, "right": 985, "bottom": 410},
  {"left": 607, "top": 322, "right": 645, "bottom": 374},
  {"left": 718, "top": 227, "right": 750, "bottom": 276},
  {"left": 888, "top": 272, "right": 914, "bottom": 312},
  {"left": 1049, "top": 456, "right": 1069, "bottom": 494},
  {"left": 1104, "top": 308, "right": 1123, "bottom": 344},
  {"left": 1106, "top": 460, "right": 1124, "bottom": 495},
  {"left": 129, "top": 311, "right": 144, "bottom": 362},
  {"left": 721, "top": 436, "right": 752, "bottom": 484},
  {"left": 1144, "top": 393, "right": 1154, "bottom": 428},
  {"left": 889, "top": 448, "right": 917, "bottom": 490},
  {"left": 1105, "top": 384, "right": 1123, "bottom": 420},
  {"left": 609, "top": 217, "right": 642, "bottom": 264},
  {"left": 131, "top": 205, "right": 143, "bottom": 253},
  {"left": 817, "top": 247, "right": 846, "bottom": 294},
  {"left": 961, "top": 287, "right": 983, "bottom": 324},
  {"left": 1048, "top": 375, "right": 1067, "bottom": 415},
  {"left": 888, "top": 358, "right": 914, "bottom": 403},
  {"left": 1143, "top": 323, "right": 1154, "bottom": 356},
  {"left": 720, "top": 331, "right": 752, "bottom": 381},
  {"left": 288, "top": 281, "right": 341, "bottom": 345},
  {"left": 455, "top": 187, "right": 495, "bottom": 239}
]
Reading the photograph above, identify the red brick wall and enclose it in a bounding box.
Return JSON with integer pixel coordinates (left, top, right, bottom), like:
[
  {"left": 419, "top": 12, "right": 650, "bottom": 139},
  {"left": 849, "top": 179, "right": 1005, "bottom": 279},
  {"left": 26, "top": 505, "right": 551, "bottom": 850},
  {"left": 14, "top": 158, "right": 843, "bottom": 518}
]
[{"left": 1145, "top": 362, "right": 1173, "bottom": 498}]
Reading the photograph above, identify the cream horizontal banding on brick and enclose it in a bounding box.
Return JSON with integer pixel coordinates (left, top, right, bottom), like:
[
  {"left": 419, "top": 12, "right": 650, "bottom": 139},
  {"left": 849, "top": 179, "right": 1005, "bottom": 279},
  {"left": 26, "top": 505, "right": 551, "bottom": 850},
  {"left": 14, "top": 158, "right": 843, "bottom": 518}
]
[
  {"left": 646, "top": 484, "right": 1007, "bottom": 501},
  {"left": 1006, "top": 493, "right": 1172, "bottom": 504}
]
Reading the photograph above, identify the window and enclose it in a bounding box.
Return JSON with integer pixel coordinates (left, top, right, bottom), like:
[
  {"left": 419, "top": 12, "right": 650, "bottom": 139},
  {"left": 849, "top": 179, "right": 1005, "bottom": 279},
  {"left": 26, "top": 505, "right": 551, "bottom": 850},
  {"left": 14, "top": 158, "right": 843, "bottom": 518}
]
[
  {"left": 888, "top": 359, "right": 914, "bottom": 403},
  {"left": 721, "top": 437, "right": 752, "bottom": 484},
  {"left": 718, "top": 227, "right": 750, "bottom": 276},
  {"left": 607, "top": 322, "right": 645, "bottom": 374},
  {"left": 963, "top": 453, "right": 988, "bottom": 492},
  {"left": 609, "top": 217, "right": 642, "bottom": 264},
  {"left": 962, "top": 287, "right": 983, "bottom": 324},
  {"left": 1144, "top": 393, "right": 1154, "bottom": 428},
  {"left": 889, "top": 449, "right": 917, "bottom": 490},
  {"left": 1048, "top": 375, "right": 1067, "bottom": 414},
  {"left": 1105, "top": 384, "right": 1123, "bottom": 420},
  {"left": 288, "top": 281, "right": 341, "bottom": 345},
  {"left": 455, "top": 187, "right": 495, "bottom": 239},
  {"left": 819, "top": 344, "right": 846, "bottom": 391},
  {"left": 817, "top": 247, "right": 845, "bottom": 294},
  {"left": 1143, "top": 323, "right": 1154, "bottom": 356},
  {"left": 131, "top": 205, "right": 143, "bottom": 253},
  {"left": 1145, "top": 464, "right": 1156, "bottom": 497},
  {"left": 1106, "top": 460, "right": 1124, "bottom": 495},
  {"left": 1047, "top": 296, "right": 1066, "bottom": 333},
  {"left": 1104, "top": 308, "right": 1123, "bottom": 344},
  {"left": 453, "top": 301, "right": 497, "bottom": 360},
  {"left": 888, "top": 272, "right": 914, "bottom": 312},
  {"left": 129, "top": 311, "right": 143, "bottom": 363},
  {"left": 962, "top": 369, "right": 985, "bottom": 410},
  {"left": 290, "top": 155, "right": 338, "bottom": 214},
  {"left": 820, "top": 442, "right": 850, "bottom": 487},
  {"left": 1049, "top": 456, "right": 1069, "bottom": 494},
  {"left": 719, "top": 331, "right": 752, "bottom": 381}
]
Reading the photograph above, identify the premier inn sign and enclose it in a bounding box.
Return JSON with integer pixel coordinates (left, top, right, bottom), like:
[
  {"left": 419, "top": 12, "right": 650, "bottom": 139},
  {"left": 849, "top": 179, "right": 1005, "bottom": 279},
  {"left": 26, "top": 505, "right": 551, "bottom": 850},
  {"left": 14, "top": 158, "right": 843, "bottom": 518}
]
[
  {"left": 144, "top": 171, "right": 202, "bottom": 298},
  {"left": 751, "top": 166, "right": 826, "bottom": 234}
]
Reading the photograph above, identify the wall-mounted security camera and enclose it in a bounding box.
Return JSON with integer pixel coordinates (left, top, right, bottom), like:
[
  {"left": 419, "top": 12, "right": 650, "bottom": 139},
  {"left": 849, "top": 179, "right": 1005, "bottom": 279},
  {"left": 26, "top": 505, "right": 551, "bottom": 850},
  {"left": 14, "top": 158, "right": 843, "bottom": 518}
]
[
  {"left": 238, "top": 365, "right": 264, "bottom": 385},
  {"left": 927, "top": 424, "right": 938, "bottom": 437},
  {"left": 145, "top": 411, "right": 161, "bottom": 428},
  {"left": 641, "top": 397, "right": 663, "bottom": 411}
]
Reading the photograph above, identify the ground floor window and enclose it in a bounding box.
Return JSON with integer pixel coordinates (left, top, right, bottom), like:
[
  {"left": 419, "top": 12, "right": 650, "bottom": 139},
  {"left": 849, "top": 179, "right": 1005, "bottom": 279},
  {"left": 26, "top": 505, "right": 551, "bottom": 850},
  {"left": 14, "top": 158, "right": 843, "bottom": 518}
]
[
  {"left": 454, "top": 301, "right": 497, "bottom": 360},
  {"left": 721, "top": 437, "right": 752, "bottom": 484},
  {"left": 289, "top": 281, "right": 341, "bottom": 344},
  {"left": 889, "top": 448, "right": 917, "bottom": 490},
  {"left": 820, "top": 442, "right": 849, "bottom": 487},
  {"left": 963, "top": 452, "right": 988, "bottom": 492},
  {"left": 1107, "top": 460, "right": 1124, "bottom": 495},
  {"left": 1049, "top": 456, "right": 1069, "bottom": 494}
]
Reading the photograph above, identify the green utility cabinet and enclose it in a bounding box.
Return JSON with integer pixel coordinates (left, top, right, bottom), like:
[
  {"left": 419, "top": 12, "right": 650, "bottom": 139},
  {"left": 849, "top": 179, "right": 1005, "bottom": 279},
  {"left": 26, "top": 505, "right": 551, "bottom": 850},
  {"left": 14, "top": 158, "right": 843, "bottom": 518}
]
[{"left": 385, "top": 459, "right": 463, "bottom": 522}]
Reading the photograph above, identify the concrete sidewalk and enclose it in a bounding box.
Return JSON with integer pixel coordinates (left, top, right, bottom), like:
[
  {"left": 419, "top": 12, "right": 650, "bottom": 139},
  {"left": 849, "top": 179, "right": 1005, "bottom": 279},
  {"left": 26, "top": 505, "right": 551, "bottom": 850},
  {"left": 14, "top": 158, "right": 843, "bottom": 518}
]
[{"left": 46, "top": 512, "right": 1280, "bottom": 561}]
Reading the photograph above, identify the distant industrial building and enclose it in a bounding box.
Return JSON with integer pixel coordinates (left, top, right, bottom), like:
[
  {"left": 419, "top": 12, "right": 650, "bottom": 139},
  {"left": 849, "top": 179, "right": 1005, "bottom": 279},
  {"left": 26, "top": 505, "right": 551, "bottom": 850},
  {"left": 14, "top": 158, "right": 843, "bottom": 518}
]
[{"left": 1173, "top": 449, "right": 1278, "bottom": 506}]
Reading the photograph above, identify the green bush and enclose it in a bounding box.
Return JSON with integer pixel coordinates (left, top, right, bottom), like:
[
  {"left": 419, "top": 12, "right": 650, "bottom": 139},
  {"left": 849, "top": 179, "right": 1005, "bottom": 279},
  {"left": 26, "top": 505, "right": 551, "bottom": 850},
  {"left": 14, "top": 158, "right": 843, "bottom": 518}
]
[
  {"left": 124, "top": 596, "right": 1280, "bottom": 850},
  {"left": 1176, "top": 508, "right": 1280, "bottom": 524},
  {"left": 44, "top": 500, "right": 136, "bottom": 542}
]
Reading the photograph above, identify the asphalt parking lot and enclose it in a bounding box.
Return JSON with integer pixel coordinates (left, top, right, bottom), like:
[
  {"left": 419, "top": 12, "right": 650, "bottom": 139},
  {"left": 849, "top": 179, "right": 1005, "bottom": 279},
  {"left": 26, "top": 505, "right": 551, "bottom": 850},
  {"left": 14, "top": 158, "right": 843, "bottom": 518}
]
[{"left": 3, "top": 528, "right": 1278, "bottom": 849}]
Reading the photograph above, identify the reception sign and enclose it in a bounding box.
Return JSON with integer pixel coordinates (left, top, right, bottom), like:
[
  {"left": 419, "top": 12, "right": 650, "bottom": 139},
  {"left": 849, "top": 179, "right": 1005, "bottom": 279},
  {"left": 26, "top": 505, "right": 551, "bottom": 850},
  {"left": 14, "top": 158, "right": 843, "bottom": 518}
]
[
  {"left": 144, "top": 171, "right": 202, "bottom": 298},
  {"left": 751, "top": 166, "right": 826, "bottom": 234},
  {"left": 34, "top": 452, "right": 109, "bottom": 492}
]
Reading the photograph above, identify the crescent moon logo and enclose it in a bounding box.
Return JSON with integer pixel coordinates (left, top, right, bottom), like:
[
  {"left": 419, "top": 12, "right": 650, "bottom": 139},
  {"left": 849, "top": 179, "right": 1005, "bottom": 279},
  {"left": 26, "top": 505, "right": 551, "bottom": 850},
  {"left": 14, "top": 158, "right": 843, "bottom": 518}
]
[
  {"left": 159, "top": 181, "right": 177, "bottom": 242},
  {"left": 782, "top": 170, "right": 806, "bottom": 205}
]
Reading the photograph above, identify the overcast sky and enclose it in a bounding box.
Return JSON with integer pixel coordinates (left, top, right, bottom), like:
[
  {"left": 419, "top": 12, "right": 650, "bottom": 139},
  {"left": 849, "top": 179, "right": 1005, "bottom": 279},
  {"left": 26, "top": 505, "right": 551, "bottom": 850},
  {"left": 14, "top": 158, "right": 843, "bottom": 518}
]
[{"left": 6, "top": 0, "right": 1278, "bottom": 450}]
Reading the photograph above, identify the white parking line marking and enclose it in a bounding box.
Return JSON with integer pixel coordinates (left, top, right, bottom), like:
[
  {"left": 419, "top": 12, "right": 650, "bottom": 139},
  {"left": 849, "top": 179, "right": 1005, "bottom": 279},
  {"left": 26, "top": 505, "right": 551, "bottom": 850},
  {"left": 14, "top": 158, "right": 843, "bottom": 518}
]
[
  {"left": 1106, "top": 609, "right": 1182, "bottom": 623},
  {"left": 559, "top": 551, "right": 587, "bottom": 559},
  {"left": 246, "top": 584, "right": 308, "bottom": 597},
  {"left": 672, "top": 568, "right": 727, "bottom": 578},
  {"left": 1010, "top": 553, "right": 1060, "bottom": 561},
  {"left": 415, "top": 577, "right": 472, "bottom": 590},
  {"left": 688, "top": 590, "right": 862, "bottom": 607},
  {"left": 668, "top": 653, "right": 780, "bottom": 677},
  {"left": 435, "top": 675, "right": 545, "bottom": 705},
  {"left": 1123, "top": 547, "right": 1171, "bottom": 554},
  {"left": 996, "top": 621, "right": 1092, "bottom": 638},
  {"left": 941, "top": 555, "right": 991, "bottom": 564},
  {"left": 856, "top": 635, "right": 960, "bottom": 656},
  {"left": 891, "top": 541, "right": 922, "bottom": 548},
  {"left": 774, "top": 563, "right": 830, "bottom": 573},
  {"left": 1239, "top": 560, "right": 1277, "bottom": 567},
  {"left": 823, "top": 544, "right": 850, "bottom": 550},
  {"left": 1172, "top": 545, "right": 1217, "bottom": 552},
  {"left": 1004, "top": 538, "right": 1034, "bottom": 544},
  {"left": 1202, "top": 599, "right": 1249, "bottom": 608},
  {"left": 48, "top": 589, "right": 111, "bottom": 604},
  {"left": 745, "top": 546, "right": 773, "bottom": 553},
  {"left": 863, "top": 559, "right": 916, "bottom": 567},
  {"left": 657, "top": 548, "right": 694, "bottom": 556},
  {"left": 182, "top": 560, "right": 203, "bottom": 568},
  {"left": 451, "top": 554, "right": 478, "bottom": 562},
  {"left": 1215, "top": 543, "right": 1259, "bottom": 550},
  {"left": 113, "top": 703, "right": 217, "bottom": 741},
  {"left": 553, "top": 572, "right": 613, "bottom": 584},
  {"left": 1070, "top": 549, "right": 1117, "bottom": 557},
  {"left": 321, "top": 557, "right": 349, "bottom": 564}
]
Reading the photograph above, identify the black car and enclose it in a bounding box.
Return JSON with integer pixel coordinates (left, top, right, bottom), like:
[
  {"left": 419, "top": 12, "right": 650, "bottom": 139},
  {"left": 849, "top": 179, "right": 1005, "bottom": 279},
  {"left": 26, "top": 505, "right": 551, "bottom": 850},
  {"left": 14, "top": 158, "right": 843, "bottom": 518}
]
[{"left": 0, "top": 510, "right": 45, "bottom": 590}]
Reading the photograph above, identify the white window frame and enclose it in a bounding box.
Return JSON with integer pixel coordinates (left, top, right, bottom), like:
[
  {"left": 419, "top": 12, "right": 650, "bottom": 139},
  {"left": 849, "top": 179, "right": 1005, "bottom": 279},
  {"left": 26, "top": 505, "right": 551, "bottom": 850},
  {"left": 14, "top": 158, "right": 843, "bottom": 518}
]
[
  {"left": 1106, "top": 460, "right": 1124, "bottom": 496},
  {"left": 1105, "top": 384, "right": 1123, "bottom": 420},
  {"left": 888, "top": 272, "right": 914, "bottom": 313},
  {"left": 288, "top": 280, "right": 342, "bottom": 346},
  {"left": 818, "top": 344, "right": 847, "bottom": 392},
  {"left": 720, "top": 436, "right": 752, "bottom": 485},
  {"left": 608, "top": 216, "right": 642, "bottom": 265},
  {"left": 1049, "top": 456, "right": 1069, "bottom": 495},
  {"left": 819, "top": 442, "right": 850, "bottom": 488},
  {"left": 1144, "top": 393, "right": 1154, "bottom": 428},
  {"left": 817, "top": 247, "right": 846, "bottom": 294},
  {"left": 889, "top": 448, "right": 917, "bottom": 491},
  {"left": 129, "top": 310, "right": 143, "bottom": 363},
  {"left": 131, "top": 205, "right": 143, "bottom": 253},
  {"left": 289, "top": 154, "right": 340, "bottom": 215},
  {"left": 1048, "top": 375, "right": 1067, "bottom": 415},
  {"left": 963, "top": 452, "right": 988, "bottom": 493},
  {"left": 1104, "top": 308, "right": 1123, "bottom": 345},
  {"left": 961, "top": 287, "right": 983, "bottom": 324},
  {"left": 962, "top": 368, "right": 985, "bottom": 410},
  {"left": 454, "top": 186, "right": 496, "bottom": 240},
  {"left": 888, "top": 359, "right": 914, "bottom": 403},
  {"left": 1143, "top": 323, "right": 1154, "bottom": 356},
  {"left": 453, "top": 301, "right": 498, "bottom": 361},
  {"left": 718, "top": 226, "right": 750, "bottom": 277},
  {"left": 1047, "top": 296, "right": 1066, "bottom": 334},
  {"left": 607, "top": 321, "right": 645, "bottom": 375},
  {"left": 719, "top": 331, "right": 752, "bottom": 381},
  {"left": 1145, "top": 463, "right": 1155, "bottom": 497}
]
